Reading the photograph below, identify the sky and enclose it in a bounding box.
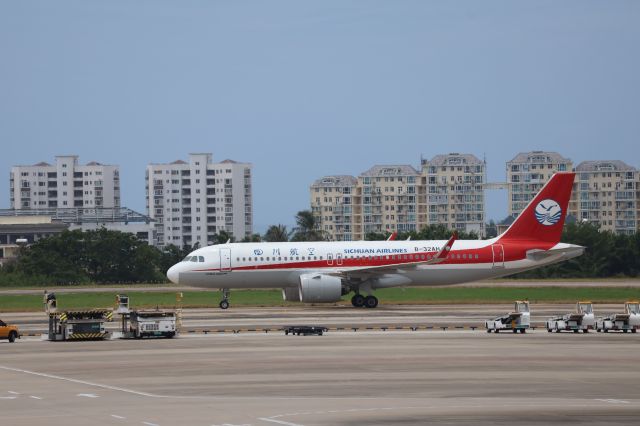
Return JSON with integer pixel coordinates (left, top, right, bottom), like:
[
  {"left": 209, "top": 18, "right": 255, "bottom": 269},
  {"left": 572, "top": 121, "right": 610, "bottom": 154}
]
[{"left": 1, "top": 1, "right": 639, "bottom": 233}]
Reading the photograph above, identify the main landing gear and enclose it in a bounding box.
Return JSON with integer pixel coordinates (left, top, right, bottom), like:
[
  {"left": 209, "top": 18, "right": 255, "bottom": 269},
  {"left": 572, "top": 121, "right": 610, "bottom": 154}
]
[
  {"left": 219, "top": 289, "right": 230, "bottom": 309},
  {"left": 351, "top": 294, "right": 378, "bottom": 309}
]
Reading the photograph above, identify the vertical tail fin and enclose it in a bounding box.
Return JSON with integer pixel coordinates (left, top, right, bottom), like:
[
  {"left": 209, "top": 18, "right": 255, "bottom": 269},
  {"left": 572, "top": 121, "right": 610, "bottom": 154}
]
[{"left": 498, "top": 172, "right": 575, "bottom": 243}]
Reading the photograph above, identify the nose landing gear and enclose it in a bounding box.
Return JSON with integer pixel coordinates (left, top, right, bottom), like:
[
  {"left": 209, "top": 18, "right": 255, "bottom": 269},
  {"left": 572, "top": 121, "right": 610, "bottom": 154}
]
[{"left": 219, "top": 289, "right": 230, "bottom": 309}]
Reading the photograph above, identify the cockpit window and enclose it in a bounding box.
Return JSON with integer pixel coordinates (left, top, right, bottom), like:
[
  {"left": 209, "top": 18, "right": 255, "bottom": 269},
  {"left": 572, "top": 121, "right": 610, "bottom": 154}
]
[
  {"left": 198, "top": 256, "right": 205, "bottom": 262},
  {"left": 191, "top": 257, "right": 198, "bottom": 262},
  {"left": 182, "top": 256, "right": 192, "bottom": 262}
]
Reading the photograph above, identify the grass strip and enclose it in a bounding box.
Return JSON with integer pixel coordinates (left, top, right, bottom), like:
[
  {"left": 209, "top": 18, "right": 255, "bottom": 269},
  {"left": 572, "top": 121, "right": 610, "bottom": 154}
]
[{"left": 1, "top": 287, "right": 640, "bottom": 312}]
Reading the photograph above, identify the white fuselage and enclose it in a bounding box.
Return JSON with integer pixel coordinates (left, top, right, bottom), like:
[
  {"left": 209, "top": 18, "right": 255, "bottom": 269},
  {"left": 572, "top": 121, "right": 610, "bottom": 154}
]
[{"left": 167, "top": 238, "right": 584, "bottom": 290}]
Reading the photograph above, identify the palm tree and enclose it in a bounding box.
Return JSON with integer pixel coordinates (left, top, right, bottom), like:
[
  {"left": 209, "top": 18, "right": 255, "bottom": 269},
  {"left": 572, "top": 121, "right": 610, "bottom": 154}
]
[
  {"left": 263, "top": 224, "right": 290, "bottom": 242},
  {"left": 291, "top": 210, "right": 325, "bottom": 241}
]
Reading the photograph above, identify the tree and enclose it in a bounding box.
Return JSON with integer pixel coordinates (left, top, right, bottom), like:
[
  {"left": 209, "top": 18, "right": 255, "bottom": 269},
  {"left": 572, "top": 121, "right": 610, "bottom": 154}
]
[
  {"left": 291, "top": 210, "right": 325, "bottom": 241},
  {"left": 263, "top": 224, "right": 290, "bottom": 242},
  {"left": 241, "top": 233, "right": 262, "bottom": 242}
]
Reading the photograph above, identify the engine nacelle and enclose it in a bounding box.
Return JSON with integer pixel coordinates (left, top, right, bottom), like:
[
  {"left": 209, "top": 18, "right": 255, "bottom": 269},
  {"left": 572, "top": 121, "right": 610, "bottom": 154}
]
[
  {"left": 282, "top": 287, "right": 299, "bottom": 302},
  {"left": 298, "top": 273, "right": 342, "bottom": 303}
]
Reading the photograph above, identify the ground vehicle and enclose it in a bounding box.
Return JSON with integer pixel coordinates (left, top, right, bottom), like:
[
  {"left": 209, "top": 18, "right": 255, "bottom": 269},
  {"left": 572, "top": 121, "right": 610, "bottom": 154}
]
[
  {"left": 546, "top": 301, "right": 595, "bottom": 333},
  {"left": 128, "top": 310, "right": 177, "bottom": 338},
  {"left": 48, "top": 310, "right": 112, "bottom": 341},
  {"left": 596, "top": 301, "right": 640, "bottom": 333},
  {"left": 0, "top": 319, "right": 20, "bottom": 343},
  {"left": 284, "top": 325, "right": 328, "bottom": 336},
  {"left": 485, "top": 301, "right": 530, "bottom": 333}
]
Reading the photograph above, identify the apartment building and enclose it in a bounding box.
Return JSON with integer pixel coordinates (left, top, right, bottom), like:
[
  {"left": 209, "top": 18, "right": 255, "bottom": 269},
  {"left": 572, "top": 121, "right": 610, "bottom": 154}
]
[
  {"left": 146, "top": 153, "right": 252, "bottom": 248},
  {"left": 355, "top": 165, "right": 420, "bottom": 239},
  {"left": 311, "top": 154, "right": 485, "bottom": 241},
  {"left": 506, "top": 151, "right": 572, "bottom": 217},
  {"left": 310, "top": 175, "right": 357, "bottom": 241},
  {"left": 574, "top": 161, "right": 639, "bottom": 234},
  {"left": 10, "top": 155, "right": 120, "bottom": 210},
  {"left": 421, "top": 153, "right": 485, "bottom": 235}
]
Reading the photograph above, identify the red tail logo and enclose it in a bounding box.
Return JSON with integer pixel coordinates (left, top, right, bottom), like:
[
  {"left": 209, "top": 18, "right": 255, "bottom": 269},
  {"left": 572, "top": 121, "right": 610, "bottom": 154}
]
[{"left": 499, "top": 172, "right": 575, "bottom": 243}]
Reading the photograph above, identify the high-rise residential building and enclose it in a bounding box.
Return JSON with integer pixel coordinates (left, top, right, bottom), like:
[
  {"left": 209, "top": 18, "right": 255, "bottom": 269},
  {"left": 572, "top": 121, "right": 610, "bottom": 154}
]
[
  {"left": 573, "top": 161, "right": 639, "bottom": 234},
  {"left": 355, "top": 165, "right": 420, "bottom": 239},
  {"left": 310, "top": 176, "right": 357, "bottom": 241},
  {"left": 146, "top": 153, "right": 252, "bottom": 248},
  {"left": 310, "top": 154, "right": 485, "bottom": 241},
  {"left": 421, "top": 153, "right": 486, "bottom": 235},
  {"left": 506, "top": 151, "right": 572, "bottom": 217},
  {"left": 10, "top": 155, "right": 120, "bottom": 210}
]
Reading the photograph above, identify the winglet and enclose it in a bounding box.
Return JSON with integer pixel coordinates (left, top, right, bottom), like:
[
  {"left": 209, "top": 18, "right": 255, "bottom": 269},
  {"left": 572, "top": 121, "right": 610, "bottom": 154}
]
[
  {"left": 387, "top": 232, "right": 398, "bottom": 241},
  {"left": 432, "top": 231, "right": 457, "bottom": 263}
]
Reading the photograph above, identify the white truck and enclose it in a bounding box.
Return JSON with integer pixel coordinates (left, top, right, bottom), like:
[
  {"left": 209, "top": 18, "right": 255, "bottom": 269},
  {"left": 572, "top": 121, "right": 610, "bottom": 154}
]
[
  {"left": 129, "top": 310, "right": 177, "bottom": 338},
  {"left": 596, "top": 301, "right": 640, "bottom": 333},
  {"left": 546, "top": 301, "right": 595, "bottom": 333},
  {"left": 486, "top": 301, "right": 530, "bottom": 333}
]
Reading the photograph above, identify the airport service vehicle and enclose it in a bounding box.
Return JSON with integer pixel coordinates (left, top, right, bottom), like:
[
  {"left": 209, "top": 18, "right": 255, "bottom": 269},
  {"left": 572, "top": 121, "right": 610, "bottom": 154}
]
[
  {"left": 168, "top": 173, "right": 584, "bottom": 309},
  {"left": 596, "top": 301, "right": 640, "bottom": 333},
  {"left": 284, "top": 325, "right": 328, "bottom": 336},
  {"left": 546, "top": 301, "right": 595, "bottom": 333},
  {"left": 0, "top": 319, "right": 20, "bottom": 343},
  {"left": 485, "top": 301, "right": 530, "bottom": 333},
  {"left": 48, "top": 310, "right": 112, "bottom": 341},
  {"left": 127, "top": 311, "right": 177, "bottom": 339}
]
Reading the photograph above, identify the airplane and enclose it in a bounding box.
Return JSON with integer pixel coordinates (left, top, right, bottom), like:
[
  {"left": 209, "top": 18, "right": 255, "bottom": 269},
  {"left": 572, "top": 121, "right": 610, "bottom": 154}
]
[{"left": 167, "top": 172, "right": 583, "bottom": 309}]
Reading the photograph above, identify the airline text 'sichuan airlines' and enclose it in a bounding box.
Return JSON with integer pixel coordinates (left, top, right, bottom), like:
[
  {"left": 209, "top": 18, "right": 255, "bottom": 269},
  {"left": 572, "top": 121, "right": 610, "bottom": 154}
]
[{"left": 167, "top": 172, "right": 583, "bottom": 309}]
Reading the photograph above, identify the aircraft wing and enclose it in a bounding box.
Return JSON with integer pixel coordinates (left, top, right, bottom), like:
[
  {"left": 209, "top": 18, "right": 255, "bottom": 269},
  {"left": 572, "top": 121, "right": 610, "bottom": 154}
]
[
  {"left": 526, "top": 244, "right": 585, "bottom": 261},
  {"left": 332, "top": 232, "right": 457, "bottom": 278}
]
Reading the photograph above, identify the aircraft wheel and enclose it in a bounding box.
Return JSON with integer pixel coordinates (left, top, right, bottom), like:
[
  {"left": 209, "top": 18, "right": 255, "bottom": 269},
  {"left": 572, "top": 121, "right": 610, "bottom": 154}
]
[
  {"left": 632, "top": 329, "right": 637, "bottom": 333},
  {"left": 351, "top": 294, "right": 365, "bottom": 308},
  {"left": 364, "top": 295, "right": 379, "bottom": 309},
  {"left": 573, "top": 329, "right": 579, "bottom": 333},
  {"left": 520, "top": 329, "right": 526, "bottom": 334},
  {"left": 495, "top": 329, "right": 499, "bottom": 333},
  {"left": 512, "top": 329, "right": 517, "bottom": 333},
  {"left": 219, "top": 300, "right": 230, "bottom": 310},
  {"left": 486, "top": 329, "right": 491, "bottom": 333},
  {"left": 583, "top": 329, "right": 589, "bottom": 333}
]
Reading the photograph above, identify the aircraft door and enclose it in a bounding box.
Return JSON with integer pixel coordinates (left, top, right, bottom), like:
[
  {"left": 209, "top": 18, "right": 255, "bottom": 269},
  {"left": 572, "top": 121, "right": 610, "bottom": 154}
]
[
  {"left": 220, "top": 248, "right": 232, "bottom": 271},
  {"left": 492, "top": 244, "right": 505, "bottom": 268},
  {"left": 327, "top": 253, "right": 333, "bottom": 266}
]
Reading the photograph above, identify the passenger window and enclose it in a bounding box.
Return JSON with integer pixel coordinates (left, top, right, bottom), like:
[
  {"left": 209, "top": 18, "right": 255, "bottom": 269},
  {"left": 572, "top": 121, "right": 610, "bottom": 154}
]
[
  {"left": 278, "top": 257, "right": 282, "bottom": 261},
  {"left": 475, "top": 254, "right": 479, "bottom": 259},
  {"left": 319, "top": 256, "right": 323, "bottom": 260},
  {"left": 302, "top": 256, "right": 306, "bottom": 260},
  {"left": 260, "top": 257, "right": 264, "bottom": 261},
  {"left": 243, "top": 257, "right": 246, "bottom": 261},
  {"left": 267, "top": 257, "right": 270, "bottom": 261}
]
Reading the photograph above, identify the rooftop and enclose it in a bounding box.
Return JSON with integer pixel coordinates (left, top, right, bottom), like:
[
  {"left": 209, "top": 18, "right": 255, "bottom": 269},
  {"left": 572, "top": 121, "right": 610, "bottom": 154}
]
[
  {"left": 508, "top": 151, "right": 572, "bottom": 164},
  {"left": 424, "top": 153, "right": 484, "bottom": 166},
  {"left": 312, "top": 175, "right": 358, "bottom": 187},
  {"left": 359, "top": 165, "right": 419, "bottom": 177},
  {"left": 575, "top": 160, "right": 637, "bottom": 172}
]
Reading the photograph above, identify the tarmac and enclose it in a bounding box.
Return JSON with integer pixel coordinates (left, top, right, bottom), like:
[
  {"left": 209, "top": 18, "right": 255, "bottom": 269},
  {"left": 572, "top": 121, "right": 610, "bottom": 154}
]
[{"left": 1, "top": 305, "right": 640, "bottom": 425}]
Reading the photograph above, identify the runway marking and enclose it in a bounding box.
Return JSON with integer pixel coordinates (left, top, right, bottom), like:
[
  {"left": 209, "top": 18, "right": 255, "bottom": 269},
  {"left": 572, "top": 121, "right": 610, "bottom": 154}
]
[
  {"left": 29, "top": 395, "right": 42, "bottom": 400},
  {"left": 8, "top": 391, "right": 20, "bottom": 395},
  {"left": 0, "top": 365, "right": 159, "bottom": 398},
  {"left": 77, "top": 393, "right": 99, "bottom": 398},
  {"left": 142, "top": 422, "right": 159, "bottom": 426},
  {"left": 595, "top": 399, "right": 630, "bottom": 404},
  {"left": 0, "top": 396, "right": 18, "bottom": 400},
  {"left": 258, "top": 419, "right": 304, "bottom": 426},
  {"left": 111, "top": 414, "right": 126, "bottom": 419}
]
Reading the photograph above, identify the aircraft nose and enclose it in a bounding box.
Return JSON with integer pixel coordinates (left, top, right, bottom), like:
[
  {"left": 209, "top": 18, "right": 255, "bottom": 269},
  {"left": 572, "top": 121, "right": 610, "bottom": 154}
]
[{"left": 167, "top": 264, "right": 180, "bottom": 284}]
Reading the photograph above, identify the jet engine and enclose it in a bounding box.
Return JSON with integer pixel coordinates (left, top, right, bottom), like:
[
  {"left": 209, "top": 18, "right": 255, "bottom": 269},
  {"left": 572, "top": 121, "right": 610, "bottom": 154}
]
[{"left": 298, "top": 273, "right": 342, "bottom": 303}]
